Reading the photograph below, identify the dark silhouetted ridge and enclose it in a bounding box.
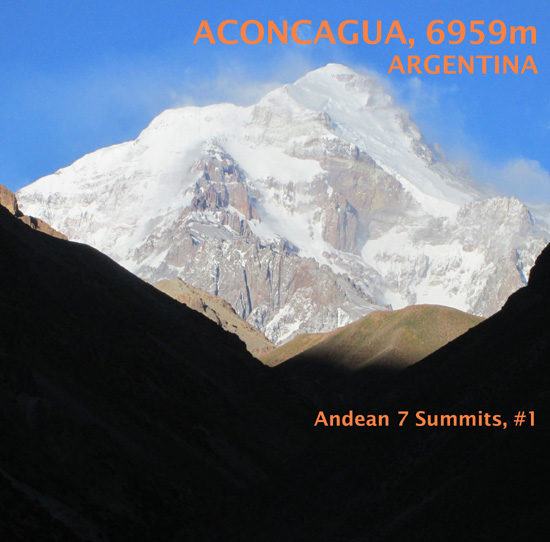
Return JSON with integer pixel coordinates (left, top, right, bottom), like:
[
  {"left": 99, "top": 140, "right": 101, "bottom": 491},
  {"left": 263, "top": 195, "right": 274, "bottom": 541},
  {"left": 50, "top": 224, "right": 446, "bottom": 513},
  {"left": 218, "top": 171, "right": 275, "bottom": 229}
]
[
  {"left": 1, "top": 200, "right": 549, "bottom": 541},
  {"left": 0, "top": 205, "right": 310, "bottom": 541},
  {"left": 234, "top": 244, "right": 550, "bottom": 541}
]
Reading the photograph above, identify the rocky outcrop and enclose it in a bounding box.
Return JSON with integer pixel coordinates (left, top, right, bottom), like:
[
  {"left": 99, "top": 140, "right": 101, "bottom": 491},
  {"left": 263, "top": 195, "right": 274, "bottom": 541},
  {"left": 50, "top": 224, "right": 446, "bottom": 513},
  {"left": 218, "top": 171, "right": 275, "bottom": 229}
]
[
  {"left": 321, "top": 193, "right": 358, "bottom": 253},
  {"left": 0, "top": 184, "right": 67, "bottom": 240},
  {"left": 0, "top": 184, "right": 20, "bottom": 215},
  {"left": 154, "top": 277, "right": 274, "bottom": 358}
]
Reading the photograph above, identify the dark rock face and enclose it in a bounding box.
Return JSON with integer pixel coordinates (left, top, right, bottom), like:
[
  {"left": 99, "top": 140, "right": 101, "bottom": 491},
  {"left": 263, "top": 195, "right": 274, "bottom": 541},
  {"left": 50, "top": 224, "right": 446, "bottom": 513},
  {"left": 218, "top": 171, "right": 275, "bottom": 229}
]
[{"left": 321, "top": 193, "right": 358, "bottom": 253}]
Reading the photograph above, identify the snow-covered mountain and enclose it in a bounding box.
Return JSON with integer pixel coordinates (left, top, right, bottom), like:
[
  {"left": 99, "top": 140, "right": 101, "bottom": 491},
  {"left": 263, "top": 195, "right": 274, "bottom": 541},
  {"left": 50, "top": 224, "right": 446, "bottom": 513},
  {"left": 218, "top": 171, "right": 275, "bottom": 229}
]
[{"left": 18, "top": 64, "right": 548, "bottom": 343}]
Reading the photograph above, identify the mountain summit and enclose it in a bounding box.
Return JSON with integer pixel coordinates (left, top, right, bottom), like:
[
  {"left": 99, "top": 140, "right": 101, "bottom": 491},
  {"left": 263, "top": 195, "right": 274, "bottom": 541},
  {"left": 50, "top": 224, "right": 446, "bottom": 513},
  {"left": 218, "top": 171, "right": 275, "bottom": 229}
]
[{"left": 18, "top": 64, "right": 547, "bottom": 343}]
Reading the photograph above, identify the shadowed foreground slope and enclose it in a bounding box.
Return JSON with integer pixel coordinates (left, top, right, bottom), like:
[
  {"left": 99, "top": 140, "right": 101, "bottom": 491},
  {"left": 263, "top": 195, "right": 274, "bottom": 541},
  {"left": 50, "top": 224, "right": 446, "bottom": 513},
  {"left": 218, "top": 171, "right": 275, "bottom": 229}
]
[
  {"left": 260, "top": 332, "right": 327, "bottom": 367},
  {"left": 235, "top": 244, "right": 550, "bottom": 541},
  {"left": 0, "top": 206, "right": 308, "bottom": 541},
  {"left": 1, "top": 199, "right": 549, "bottom": 541}
]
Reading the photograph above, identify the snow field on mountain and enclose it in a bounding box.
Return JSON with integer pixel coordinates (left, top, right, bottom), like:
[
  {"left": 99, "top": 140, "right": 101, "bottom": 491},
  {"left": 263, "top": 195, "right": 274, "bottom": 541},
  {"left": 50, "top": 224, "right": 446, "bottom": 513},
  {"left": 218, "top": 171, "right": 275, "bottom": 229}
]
[{"left": 17, "top": 64, "right": 548, "bottom": 342}]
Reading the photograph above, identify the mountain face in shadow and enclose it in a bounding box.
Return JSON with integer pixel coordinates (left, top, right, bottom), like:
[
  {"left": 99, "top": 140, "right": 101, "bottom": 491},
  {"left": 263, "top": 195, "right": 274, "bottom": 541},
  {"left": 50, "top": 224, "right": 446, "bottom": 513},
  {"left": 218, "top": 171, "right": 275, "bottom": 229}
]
[
  {"left": 0, "top": 205, "right": 308, "bottom": 541},
  {"left": 235, "top": 244, "right": 550, "bottom": 541},
  {"left": 1, "top": 197, "right": 549, "bottom": 541}
]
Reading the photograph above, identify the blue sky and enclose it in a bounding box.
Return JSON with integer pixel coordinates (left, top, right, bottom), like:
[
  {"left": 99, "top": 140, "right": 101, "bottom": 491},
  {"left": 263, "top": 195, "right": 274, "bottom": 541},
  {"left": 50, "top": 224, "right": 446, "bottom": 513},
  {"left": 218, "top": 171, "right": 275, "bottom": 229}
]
[{"left": 1, "top": 0, "right": 549, "bottom": 203}]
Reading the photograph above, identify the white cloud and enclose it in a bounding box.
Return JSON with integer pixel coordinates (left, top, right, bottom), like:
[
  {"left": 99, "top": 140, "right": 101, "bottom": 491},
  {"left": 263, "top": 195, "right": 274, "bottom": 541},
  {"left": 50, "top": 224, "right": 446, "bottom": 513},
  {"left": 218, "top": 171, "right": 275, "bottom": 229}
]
[
  {"left": 496, "top": 158, "right": 550, "bottom": 201},
  {"left": 462, "top": 155, "right": 550, "bottom": 205},
  {"left": 15, "top": 51, "right": 549, "bottom": 207},
  {"left": 372, "top": 76, "right": 550, "bottom": 206},
  {"left": 171, "top": 52, "right": 316, "bottom": 107}
]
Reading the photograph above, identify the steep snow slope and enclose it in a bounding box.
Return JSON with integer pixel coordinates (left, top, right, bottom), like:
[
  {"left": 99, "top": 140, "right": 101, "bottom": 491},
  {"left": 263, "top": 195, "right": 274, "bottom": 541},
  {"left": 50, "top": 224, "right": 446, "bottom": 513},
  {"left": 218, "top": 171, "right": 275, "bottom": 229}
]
[{"left": 18, "top": 64, "right": 548, "bottom": 343}]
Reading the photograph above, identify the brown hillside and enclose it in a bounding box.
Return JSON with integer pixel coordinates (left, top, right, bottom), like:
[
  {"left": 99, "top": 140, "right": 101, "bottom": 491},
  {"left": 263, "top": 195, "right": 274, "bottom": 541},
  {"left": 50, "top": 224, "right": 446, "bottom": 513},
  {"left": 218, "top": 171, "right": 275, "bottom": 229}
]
[
  {"left": 260, "top": 332, "right": 326, "bottom": 367},
  {"left": 274, "top": 304, "right": 484, "bottom": 372},
  {"left": 154, "top": 277, "right": 274, "bottom": 358}
]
